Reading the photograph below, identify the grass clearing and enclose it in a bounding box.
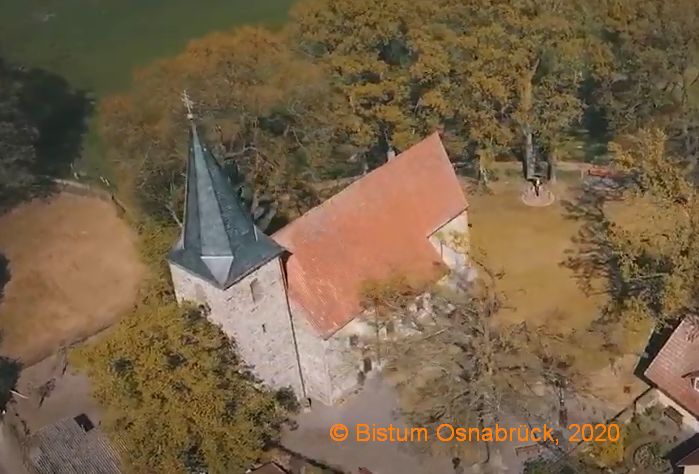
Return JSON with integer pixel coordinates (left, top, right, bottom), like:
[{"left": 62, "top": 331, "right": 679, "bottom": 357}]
[
  {"left": 466, "top": 177, "right": 652, "bottom": 408},
  {"left": 0, "top": 0, "right": 294, "bottom": 95},
  {"left": 0, "top": 0, "right": 295, "bottom": 179},
  {"left": 467, "top": 179, "right": 608, "bottom": 332},
  {"left": 0, "top": 192, "right": 144, "bottom": 364}
]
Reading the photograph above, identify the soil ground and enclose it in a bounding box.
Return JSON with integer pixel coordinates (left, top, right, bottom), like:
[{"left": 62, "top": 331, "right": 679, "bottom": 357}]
[
  {"left": 0, "top": 351, "right": 103, "bottom": 474},
  {"left": 9, "top": 351, "right": 102, "bottom": 433},
  {"left": 0, "top": 192, "right": 143, "bottom": 364}
]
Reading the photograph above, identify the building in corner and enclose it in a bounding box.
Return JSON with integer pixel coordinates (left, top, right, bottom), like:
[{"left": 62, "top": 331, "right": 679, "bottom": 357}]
[
  {"left": 167, "top": 119, "right": 470, "bottom": 405},
  {"left": 679, "top": 447, "right": 699, "bottom": 474},
  {"left": 24, "top": 414, "right": 123, "bottom": 474},
  {"left": 644, "top": 318, "right": 699, "bottom": 431}
]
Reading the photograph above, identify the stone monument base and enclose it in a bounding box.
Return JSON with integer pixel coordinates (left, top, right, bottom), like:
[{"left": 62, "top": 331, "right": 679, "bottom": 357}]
[{"left": 521, "top": 184, "right": 555, "bottom": 207}]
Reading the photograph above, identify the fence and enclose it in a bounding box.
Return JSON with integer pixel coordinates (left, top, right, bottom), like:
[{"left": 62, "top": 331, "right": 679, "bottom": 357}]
[{"left": 50, "top": 178, "right": 128, "bottom": 217}]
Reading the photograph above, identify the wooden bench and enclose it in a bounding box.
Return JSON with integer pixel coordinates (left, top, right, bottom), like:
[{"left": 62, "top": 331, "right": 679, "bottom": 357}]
[
  {"left": 587, "top": 166, "right": 615, "bottom": 178},
  {"left": 663, "top": 406, "right": 684, "bottom": 427}
]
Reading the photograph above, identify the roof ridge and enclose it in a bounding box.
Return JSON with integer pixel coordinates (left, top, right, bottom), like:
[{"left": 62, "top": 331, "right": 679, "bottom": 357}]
[
  {"left": 275, "top": 132, "right": 446, "bottom": 237},
  {"left": 273, "top": 132, "right": 466, "bottom": 338}
]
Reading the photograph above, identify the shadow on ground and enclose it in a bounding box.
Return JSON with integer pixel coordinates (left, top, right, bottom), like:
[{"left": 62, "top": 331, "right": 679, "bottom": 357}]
[
  {"left": 0, "top": 58, "right": 92, "bottom": 211},
  {"left": 0, "top": 253, "right": 21, "bottom": 413},
  {"left": 559, "top": 178, "right": 623, "bottom": 299},
  {"left": 0, "top": 253, "right": 8, "bottom": 301},
  {"left": 12, "top": 62, "right": 93, "bottom": 178}
]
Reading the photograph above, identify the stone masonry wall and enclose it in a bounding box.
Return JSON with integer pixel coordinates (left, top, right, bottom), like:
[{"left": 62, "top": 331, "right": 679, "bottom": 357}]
[
  {"left": 288, "top": 305, "right": 333, "bottom": 404},
  {"left": 169, "top": 259, "right": 305, "bottom": 398},
  {"left": 290, "top": 305, "right": 372, "bottom": 406},
  {"left": 291, "top": 209, "right": 472, "bottom": 406},
  {"left": 168, "top": 208, "right": 471, "bottom": 407}
]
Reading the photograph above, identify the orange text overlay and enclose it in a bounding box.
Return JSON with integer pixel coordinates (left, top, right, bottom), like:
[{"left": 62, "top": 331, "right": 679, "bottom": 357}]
[{"left": 329, "top": 423, "right": 620, "bottom": 445}]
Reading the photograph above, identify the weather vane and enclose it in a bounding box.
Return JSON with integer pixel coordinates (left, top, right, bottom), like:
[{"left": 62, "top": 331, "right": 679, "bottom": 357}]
[{"left": 181, "top": 90, "right": 194, "bottom": 120}]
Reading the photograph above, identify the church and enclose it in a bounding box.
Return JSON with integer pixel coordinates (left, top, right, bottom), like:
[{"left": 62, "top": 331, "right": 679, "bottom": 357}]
[{"left": 167, "top": 118, "right": 470, "bottom": 406}]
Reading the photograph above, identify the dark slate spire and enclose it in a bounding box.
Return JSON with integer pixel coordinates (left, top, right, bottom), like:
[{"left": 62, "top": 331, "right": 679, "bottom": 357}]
[{"left": 168, "top": 92, "right": 283, "bottom": 288}]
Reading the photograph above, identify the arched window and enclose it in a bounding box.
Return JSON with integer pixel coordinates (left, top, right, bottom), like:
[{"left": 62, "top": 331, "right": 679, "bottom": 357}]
[{"left": 250, "top": 278, "right": 262, "bottom": 303}]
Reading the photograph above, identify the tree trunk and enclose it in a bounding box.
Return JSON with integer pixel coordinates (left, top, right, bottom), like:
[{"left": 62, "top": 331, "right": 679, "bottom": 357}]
[
  {"left": 478, "top": 157, "right": 489, "bottom": 186},
  {"left": 256, "top": 202, "right": 278, "bottom": 232},
  {"left": 523, "top": 125, "right": 534, "bottom": 180},
  {"left": 520, "top": 60, "right": 539, "bottom": 181},
  {"left": 548, "top": 148, "right": 557, "bottom": 183}
]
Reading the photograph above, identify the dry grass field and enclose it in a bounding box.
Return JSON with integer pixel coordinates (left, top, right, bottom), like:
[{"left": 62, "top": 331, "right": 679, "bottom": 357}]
[
  {"left": 0, "top": 192, "right": 144, "bottom": 364},
  {"left": 467, "top": 179, "right": 607, "bottom": 332},
  {"left": 466, "top": 178, "right": 650, "bottom": 408}
]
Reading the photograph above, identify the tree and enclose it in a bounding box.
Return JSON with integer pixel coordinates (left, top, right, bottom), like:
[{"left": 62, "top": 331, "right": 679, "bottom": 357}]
[
  {"left": 99, "top": 26, "right": 349, "bottom": 225},
  {"left": 0, "top": 60, "right": 37, "bottom": 210},
  {"left": 71, "top": 303, "right": 287, "bottom": 474},
  {"left": 595, "top": 0, "right": 699, "bottom": 160},
  {"left": 359, "top": 264, "right": 583, "bottom": 463},
  {"left": 292, "top": 0, "right": 607, "bottom": 173},
  {"left": 602, "top": 129, "right": 699, "bottom": 325}
]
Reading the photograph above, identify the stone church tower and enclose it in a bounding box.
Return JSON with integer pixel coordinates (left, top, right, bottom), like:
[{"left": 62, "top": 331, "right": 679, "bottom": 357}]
[
  {"left": 167, "top": 118, "right": 306, "bottom": 399},
  {"left": 166, "top": 100, "right": 470, "bottom": 406}
]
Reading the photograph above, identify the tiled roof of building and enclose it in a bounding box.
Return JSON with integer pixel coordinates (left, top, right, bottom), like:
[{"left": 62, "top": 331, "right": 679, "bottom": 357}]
[
  {"left": 679, "top": 446, "right": 699, "bottom": 466},
  {"left": 25, "top": 415, "right": 123, "bottom": 474},
  {"left": 274, "top": 132, "right": 467, "bottom": 338},
  {"left": 249, "top": 462, "right": 288, "bottom": 473},
  {"left": 168, "top": 122, "right": 283, "bottom": 289},
  {"left": 645, "top": 318, "right": 699, "bottom": 418}
]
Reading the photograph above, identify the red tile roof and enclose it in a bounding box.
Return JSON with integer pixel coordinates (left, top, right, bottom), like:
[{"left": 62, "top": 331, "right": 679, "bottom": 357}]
[
  {"left": 250, "top": 463, "right": 288, "bottom": 474},
  {"left": 645, "top": 318, "right": 699, "bottom": 418},
  {"left": 273, "top": 133, "right": 467, "bottom": 338}
]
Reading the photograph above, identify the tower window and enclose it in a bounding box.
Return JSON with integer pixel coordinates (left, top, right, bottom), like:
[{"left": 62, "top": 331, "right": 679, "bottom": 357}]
[
  {"left": 261, "top": 324, "right": 267, "bottom": 333},
  {"left": 363, "top": 357, "right": 372, "bottom": 372},
  {"left": 349, "top": 335, "right": 359, "bottom": 347},
  {"left": 250, "top": 278, "right": 262, "bottom": 303}
]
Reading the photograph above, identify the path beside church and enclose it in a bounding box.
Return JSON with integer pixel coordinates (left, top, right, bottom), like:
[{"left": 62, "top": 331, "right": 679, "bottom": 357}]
[
  {"left": 282, "top": 377, "right": 456, "bottom": 473},
  {"left": 0, "top": 420, "right": 27, "bottom": 474}
]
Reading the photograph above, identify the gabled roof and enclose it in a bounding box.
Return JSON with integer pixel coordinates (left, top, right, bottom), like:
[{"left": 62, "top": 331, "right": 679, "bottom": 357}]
[
  {"left": 250, "top": 463, "right": 288, "bottom": 474},
  {"left": 645, "top": 318, "right": 699, "bottom": 418},
  {"left": 273, "top": 132, "right": 467, "bottom": 338},
  {"left": 26, "top": 416, "right": 123, "bottom": 474},
  {"left": 168, "top": 122, "right": 283, "bottom": 289},
  {"left": 679, "top": 447, "right": 699, "bottom": 466}
]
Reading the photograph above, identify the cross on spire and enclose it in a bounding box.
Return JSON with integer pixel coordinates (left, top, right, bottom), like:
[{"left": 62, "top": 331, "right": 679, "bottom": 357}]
[{"left": 181, "top": 90, "right": 195, "bottom": 120}]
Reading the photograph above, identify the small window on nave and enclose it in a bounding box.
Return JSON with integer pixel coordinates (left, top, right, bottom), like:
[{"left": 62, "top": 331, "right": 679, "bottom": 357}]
[{"left": 250, "top": 278, "right": 263, "bottom": 303}]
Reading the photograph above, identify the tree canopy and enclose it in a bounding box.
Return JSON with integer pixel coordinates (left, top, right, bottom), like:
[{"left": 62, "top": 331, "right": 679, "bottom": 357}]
[
  {"left": 72, "top": 302, "right": 286, "bottom": 474},
  {"left": 292, "top": 0, "right": 609, "bottom": 173},
  {"left": 85, "top": 0, "right": 699, "bottom": 469},
  {"left": 0, "top": 60, "right": 37, "bottom": 209},
  {"left": 100, "top": 26, "right": 355, "bottom": 225},
  {"left": 603, "top": 129, "right": 699, "bottom": 325},
  {"left": 101, "top": 0, "right": 630, "bottom": 224},
  {"left": 595, "top": 0, "right": 699, "bottom": 160}
]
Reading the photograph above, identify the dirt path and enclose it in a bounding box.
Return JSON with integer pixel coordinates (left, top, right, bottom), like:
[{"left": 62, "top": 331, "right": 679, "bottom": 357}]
[{"left": 0, "top": 192, "right": 144, "bottom": 364}]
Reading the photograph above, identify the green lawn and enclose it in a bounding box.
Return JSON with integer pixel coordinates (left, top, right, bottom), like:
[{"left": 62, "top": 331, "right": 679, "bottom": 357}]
[
  {"left": 0, "top": 0, "right": 294, "bottom": 178},
  {"left": 0, "top": 0, "right": 294, "bottom": 94}
]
